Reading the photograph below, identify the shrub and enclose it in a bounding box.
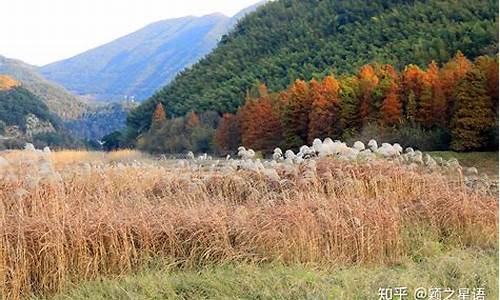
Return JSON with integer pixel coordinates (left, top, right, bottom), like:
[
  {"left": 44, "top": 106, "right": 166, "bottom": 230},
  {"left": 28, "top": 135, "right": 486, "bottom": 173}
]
[{"left": 347, "top": 122, "right": 451, "bottom": 151}]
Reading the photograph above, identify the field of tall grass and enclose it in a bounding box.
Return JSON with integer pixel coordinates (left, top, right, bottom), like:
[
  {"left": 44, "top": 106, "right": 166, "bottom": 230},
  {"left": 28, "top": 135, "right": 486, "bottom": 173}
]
[{"left": 0, "top": 148, "right": 498, "bottom": 299}]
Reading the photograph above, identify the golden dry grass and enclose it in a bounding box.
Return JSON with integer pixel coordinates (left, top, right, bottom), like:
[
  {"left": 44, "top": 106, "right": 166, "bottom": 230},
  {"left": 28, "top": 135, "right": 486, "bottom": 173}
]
[{"left": 0, "top": 150, "right": 497, "bottom": 299}]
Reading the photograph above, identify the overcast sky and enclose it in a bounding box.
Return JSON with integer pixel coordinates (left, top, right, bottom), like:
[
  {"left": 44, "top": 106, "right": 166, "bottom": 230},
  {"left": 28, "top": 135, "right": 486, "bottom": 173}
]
[{"left": 0, "top": 0, "right": 261, "bottom": 66}]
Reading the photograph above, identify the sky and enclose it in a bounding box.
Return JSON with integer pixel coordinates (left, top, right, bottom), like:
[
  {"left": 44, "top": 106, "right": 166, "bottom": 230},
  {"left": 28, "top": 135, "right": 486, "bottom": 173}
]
[{"left": 0, "top": 0, "right": 262, "bottom": 66}]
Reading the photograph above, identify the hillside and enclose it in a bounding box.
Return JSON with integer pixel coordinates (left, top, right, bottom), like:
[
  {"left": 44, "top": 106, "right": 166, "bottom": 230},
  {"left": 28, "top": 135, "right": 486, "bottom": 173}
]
[
  {"left": 40, "top": 2, "right": 266, "bottom": 102},
  {"left": 64, "top": 101, "right": 138, "bottom": 141},
  {"left": 0, "top": 55, "right": 88, "bottom": 120},
  {"left": 0, "top": 75, "right": 86, "bottom": 149},
  {"left": 0, "top": 79, "right": 58, "bottom": 146},
  {"left": 127, "top": 0, "right": 498, "bottom": 135}
]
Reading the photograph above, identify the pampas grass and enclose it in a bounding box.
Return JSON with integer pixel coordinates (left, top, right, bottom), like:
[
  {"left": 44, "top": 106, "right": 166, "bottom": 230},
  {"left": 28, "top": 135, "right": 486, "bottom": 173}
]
[{"left": 0, "top": 149, "right": 497, "bottom": 299}]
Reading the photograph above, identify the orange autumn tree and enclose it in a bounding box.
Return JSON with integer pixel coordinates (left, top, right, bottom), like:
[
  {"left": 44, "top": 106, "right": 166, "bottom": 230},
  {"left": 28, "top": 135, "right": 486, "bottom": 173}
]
[
  {"left": 151, "top": 102, "right": 167, "bottom": 131},
  {"left": 417, "top": 61, "right": 446, "bottom": 128},
  {"left": 238, "top": 94, "right": 283, "bottom": 152},
  {"left": 308, "top": 75, "right": 341, "bottom": 142},
  {"left": 440, "top": 51, "right": 472, "bottom": 121},
  {"left": 402, "top": 64, "right": 426, "bottom": 122},
  {"left": 281, "top": 79, "right": 311, "bottom": 148},
  {"left": 377, "top": 65, "right": 402, "bottom": 127},
  {"left": 215, "top": 113, "right": 241, "bottom": 153}
]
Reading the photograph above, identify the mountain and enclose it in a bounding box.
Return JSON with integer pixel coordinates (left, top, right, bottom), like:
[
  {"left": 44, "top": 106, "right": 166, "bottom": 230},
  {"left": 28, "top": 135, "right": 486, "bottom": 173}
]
[
  {"left": 126, "top": 0, "right": 498, "bottom": 135},
  {"left": 0, "top": 55, "right": 88, "bottom": 120},
  {"left": 0, "top": 75, "right": 81, "bottom": 149},
  {"left": 40, "top": 1, "right": 266, "bottom": 101}
]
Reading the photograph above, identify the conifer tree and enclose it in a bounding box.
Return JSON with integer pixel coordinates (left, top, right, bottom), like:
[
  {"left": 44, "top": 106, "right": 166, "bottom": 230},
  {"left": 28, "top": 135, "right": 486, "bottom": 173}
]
[
  {"left": 186, "top": 111, "right": 201, "bottom": 128},
  {"left": 339, "top": 76, "right": 361, "bottom": 139},
  {"left": 151, "top": 102, "right": 167, "bottom": 131},
  {"left": 281, "top": 79, "right": 311, "bottom": 148},
  {"left": 357, "top": 65, "right": 379, "bottom": 125},
  {"left": 441, "top": 51, "right": 472, "bottom": 120},
  {"left": 451, "top": 68, "right": 494, "bottom": 151},
  {"left": 215, "top": 113, "right": 241, "bottom": 153},
  {"left": 380, "top": 83, "right": 402, "bottom": 127},
  {"left": 239, "top": 95, "right": 283, "bottom": 152},
  {"left": 402, "top": 64, "right": 425, "bottom": 121},
  {"left": 308, "top": 76, "right": 341, "bottom": 142}
]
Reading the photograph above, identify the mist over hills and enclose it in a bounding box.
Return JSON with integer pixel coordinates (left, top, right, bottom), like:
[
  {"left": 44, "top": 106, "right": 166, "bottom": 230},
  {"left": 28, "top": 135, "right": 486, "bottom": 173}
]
[{"left": 40, "top": 1, "right": 266, "bottom": 102}]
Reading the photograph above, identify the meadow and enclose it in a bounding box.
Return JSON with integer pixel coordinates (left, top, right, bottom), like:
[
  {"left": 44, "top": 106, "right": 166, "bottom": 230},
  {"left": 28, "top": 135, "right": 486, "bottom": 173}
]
[{"left": 0, "top": 143, "right": 498, "bottom": 299}]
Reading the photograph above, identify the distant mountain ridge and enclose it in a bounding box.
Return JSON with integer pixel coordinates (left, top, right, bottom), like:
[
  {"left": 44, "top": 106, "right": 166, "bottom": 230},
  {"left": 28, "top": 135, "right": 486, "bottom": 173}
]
[
  {"left": 40, "top": 1, "right": 266, "bottom": 101},
  {"left": 0, "top": 55, "right": 88, "bottom": 120}
]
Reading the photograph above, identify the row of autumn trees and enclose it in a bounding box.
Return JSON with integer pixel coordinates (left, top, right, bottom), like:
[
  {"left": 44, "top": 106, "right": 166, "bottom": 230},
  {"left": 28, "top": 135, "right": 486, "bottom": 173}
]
[
  {"left": 139, "top": 52, "right": 497, "bottom": 154},
  {"left": 215, "top": 52, "right": 498, "bottom": 153}
]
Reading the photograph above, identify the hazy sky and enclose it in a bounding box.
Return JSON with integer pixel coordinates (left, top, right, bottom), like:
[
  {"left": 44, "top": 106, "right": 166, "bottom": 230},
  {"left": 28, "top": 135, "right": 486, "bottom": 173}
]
[{"left": 0, "top": 0, "right": 262, "bottom": 66}]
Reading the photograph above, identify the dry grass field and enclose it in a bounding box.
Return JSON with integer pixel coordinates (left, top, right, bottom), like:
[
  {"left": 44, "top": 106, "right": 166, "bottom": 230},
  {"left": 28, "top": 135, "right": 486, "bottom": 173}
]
[{"left": 0, "top": 148, "right": 497, "bottom": 299}]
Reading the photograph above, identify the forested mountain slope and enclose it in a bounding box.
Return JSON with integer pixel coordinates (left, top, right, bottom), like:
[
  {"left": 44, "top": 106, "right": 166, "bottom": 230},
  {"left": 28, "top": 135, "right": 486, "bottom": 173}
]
[
  {"left": 127, "top": 0, "right": 498, "bottom": 135},
  {"left": 0, "top": 55, "right": 88, "bottom": 120},
  {"left": 40, "top": 2, "right": 266, "bottom": 101}
]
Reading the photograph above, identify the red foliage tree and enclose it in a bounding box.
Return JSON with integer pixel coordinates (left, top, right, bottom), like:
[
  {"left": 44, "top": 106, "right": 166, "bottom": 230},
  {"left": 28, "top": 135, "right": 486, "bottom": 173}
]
[
  {"left": 215, "top": 113, "right": 241, "bottom": 153},
  {"left": 281, "top": 79, "right": 312, "bottom": 148},
  {"left": 440, "top": 51, "right": 472, "bottom": 120},
  {"left": 308, "top": 75, "right": 341, "bottom": 142},
  {"left": 238, "top": 95, "right": 283, "bottom": 152}
]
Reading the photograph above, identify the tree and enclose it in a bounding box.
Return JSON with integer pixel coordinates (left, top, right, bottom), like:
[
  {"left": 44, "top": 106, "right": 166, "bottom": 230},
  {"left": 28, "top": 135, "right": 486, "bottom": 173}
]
[
  {"left": 451, "top": 68, "right": 494, "bottom": 151},
  {"left": 417, "top": 61, "right": 446, "bottom": 128},
  {"left": 215, "top": 113, "right": 241, "bottom": 153},
  {"left": 402, "top": 64, "right": 425, "bottom": 122},
  {"left": 151, "top": 102, "right": 167, "bottom": 131},
  {"left": 308, "top": 75, "right": 341, "bottom": 142},
  {"left": 380, "top": 82, "right": 402, "bottom": 127},
  {"left": 186, "top": 111, "right": 201, "bottom": 128},
  {"left": 339, "top": 76, "right": 361, "bottom": 139},
  {"left": 440, "top": 51, "right": 472, "bottom": 120},
  {"left": 238, "top": 95, "right": 283, "bottom": 152},
  {"left": 376, "top": 65, "right": 402, "bottom": 127},
  {"left": 281, "top": 79, "right": 311, "bottom": 148},
  {"left": 357, "top": 65, "right": 380, "bottom": 125},
  {"left": 475, "top": 56, "right": 499, "bottom": 116}
]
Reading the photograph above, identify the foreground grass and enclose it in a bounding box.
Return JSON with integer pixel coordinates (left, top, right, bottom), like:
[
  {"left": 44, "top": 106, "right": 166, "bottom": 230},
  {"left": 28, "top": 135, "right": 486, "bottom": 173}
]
[
  {"left": 1, "top": 150, "right": 498, "bottom": 299},
  {"left": 40, "top": 248, "right": 498, "bottom": 300},
  {"left": 429, "top": 151, "right": 499, "bottom": 177}
]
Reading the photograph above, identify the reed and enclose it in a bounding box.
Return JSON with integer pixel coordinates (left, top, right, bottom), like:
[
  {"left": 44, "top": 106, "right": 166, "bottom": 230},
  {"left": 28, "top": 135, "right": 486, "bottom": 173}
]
[{"left": 0, "top": 150, "right": 497, "bottom": 299}]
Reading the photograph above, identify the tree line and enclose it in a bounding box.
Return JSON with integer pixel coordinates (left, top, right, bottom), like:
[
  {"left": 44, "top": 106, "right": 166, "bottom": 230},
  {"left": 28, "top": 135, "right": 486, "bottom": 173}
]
[
  {"left": 134, "top": 52, "right": 498, "bottom": 154},
  {"left": 214, "top": 52, "right": 498, "bottom": 153}
]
